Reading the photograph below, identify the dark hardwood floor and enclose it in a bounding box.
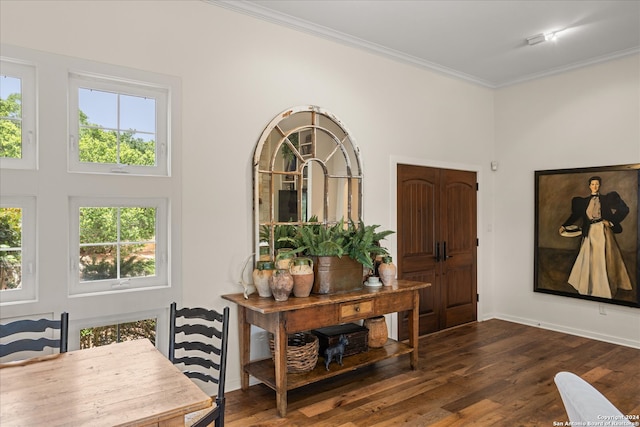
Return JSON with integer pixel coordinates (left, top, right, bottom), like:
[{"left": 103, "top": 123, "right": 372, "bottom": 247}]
[{"left": 224, "top": 319, "right": 640, "bottom": 426}]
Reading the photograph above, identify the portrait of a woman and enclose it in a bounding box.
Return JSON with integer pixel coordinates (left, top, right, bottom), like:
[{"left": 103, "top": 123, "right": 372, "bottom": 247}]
[{"left": 559, "top": 176, "right": 633, "bottom": 299}]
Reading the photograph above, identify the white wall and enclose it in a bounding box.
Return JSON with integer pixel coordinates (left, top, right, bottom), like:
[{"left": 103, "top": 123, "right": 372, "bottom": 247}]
[
  {"left": 1, "top": 0, "right": 637, "bottom": 395},
  {"left": 494, "top": 55, "right": 640, "bottom": 347}
]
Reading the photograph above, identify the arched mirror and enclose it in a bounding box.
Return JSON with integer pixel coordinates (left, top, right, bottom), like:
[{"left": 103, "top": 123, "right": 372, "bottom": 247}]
[{"left": 253, "top": 106, "right": 363, "bottom": 259}]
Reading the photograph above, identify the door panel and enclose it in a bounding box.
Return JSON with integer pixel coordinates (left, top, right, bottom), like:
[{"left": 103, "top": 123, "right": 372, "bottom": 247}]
[
  {"left": 397, "top": 164, "right": 477, "bottom": 339},
  {"left": 441, "top": 168, "right": 477, "bottom": 330},
  {"left": 397, "top": 165, "right": 440, "bottom": 337}
]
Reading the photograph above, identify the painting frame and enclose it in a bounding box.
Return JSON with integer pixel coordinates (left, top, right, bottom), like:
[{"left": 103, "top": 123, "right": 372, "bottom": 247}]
[{"left": 534, "top": 163, "right": 640, "bottom": 308}]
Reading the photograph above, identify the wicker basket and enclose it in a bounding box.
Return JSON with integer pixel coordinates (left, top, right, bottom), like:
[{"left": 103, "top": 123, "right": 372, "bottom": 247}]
[{"left": 268, "top": 332, "right": 319, "bottom": 373}]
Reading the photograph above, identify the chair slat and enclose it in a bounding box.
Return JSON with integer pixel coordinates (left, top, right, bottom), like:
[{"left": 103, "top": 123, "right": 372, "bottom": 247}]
[
  {"left": 175, "top": 341, "right": 221, "bottom": 356},
  {"left": 0, "top": 318, "right": 61, "bottom": 338},
  {"left": 0, "top": 337, "right": 62, "bottom": 358}
]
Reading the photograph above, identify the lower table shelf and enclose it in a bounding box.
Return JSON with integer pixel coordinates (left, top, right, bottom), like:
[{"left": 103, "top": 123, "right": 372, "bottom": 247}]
[{"left": 245, "top": 339, "right": 413, "bottom": 391}]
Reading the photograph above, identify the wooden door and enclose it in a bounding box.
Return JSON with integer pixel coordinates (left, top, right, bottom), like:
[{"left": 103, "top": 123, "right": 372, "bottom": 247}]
[{"left": 397, "top": 164, "right": 477, "bottom": 338}]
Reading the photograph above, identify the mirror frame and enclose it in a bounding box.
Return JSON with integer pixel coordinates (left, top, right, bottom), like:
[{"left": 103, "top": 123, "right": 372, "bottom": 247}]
[{"left": 253, "top": 105, "right": 363, "bottom": 261}]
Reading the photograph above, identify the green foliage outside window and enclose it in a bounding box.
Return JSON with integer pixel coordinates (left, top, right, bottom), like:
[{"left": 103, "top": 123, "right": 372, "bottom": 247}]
[
  {"left": 0, "top": 91, "right": 159, "bottom": 285},
  {"left": 80, "top": 318, "right": 157, "bottom": 349},
  {"left": 79, "top": 207, "right": 157, "bottom": 282},
  {"left": 0, "top": 93, "right": 22, "bottom": 159},
  {"left": 0, "top": 208, "right": 22, "bottom": 290},
  {"left": 78, "top": 110, "right": 156, "bottom": 166}
]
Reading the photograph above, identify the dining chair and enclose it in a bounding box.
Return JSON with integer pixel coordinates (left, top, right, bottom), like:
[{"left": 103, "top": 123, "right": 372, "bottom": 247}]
[
  {"left": 554, "top": 371, "right": 633, "bottom": 426},
  {"left": 169, "top": 303, "right": 230, "bottom": 427},
  {"left": 0, "top": 312, "right": 69, "bottom": 359}
]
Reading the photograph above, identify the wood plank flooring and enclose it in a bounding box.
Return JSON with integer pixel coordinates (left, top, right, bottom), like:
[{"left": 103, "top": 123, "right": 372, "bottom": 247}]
[{"left": 223, "top": 319, "right": 640, "bottom": 426}]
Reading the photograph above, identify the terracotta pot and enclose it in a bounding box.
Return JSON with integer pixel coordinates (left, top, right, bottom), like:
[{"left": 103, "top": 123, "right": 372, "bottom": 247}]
[
  {"left": 275, "top": 249, "right": 295, "bottom": 270},
  {"left": 270, "top": 268, "right": 294, "bottom": 301},
  {"left": 363, "top": 316, "right": 388, "bottom": 348},
  {"left": 378, "top": 256, "right": 397, "bottom": 286},
  {"left": 291, "top": 258, "right": 314, "bottom": 297},
  {"left": 252, "top": 261, "right": 274, "bottom": 297}
]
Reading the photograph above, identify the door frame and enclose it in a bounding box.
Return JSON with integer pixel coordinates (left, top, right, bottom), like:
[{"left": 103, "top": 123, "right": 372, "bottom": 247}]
[{"left": 387, "top": 156, "right": 486, "bottom": 339}]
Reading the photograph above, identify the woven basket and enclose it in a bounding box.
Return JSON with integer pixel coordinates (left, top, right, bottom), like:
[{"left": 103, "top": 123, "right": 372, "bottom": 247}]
[{"left": 268, "top": 332, "right": 319, "bottom": 373}]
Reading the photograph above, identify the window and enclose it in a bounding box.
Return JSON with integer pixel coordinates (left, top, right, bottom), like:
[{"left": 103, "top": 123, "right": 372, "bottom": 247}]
[
  {"left": 0, "top": 59, "right": 36, "bottom": 169},
  {"left": 68, "top": 73, "right": 168, "bottom": 176},
  {"left": 0, "top": 197, "right": 36, "bottom": 303},
  {"left": 80, "top": 318, "right": 157, "bottom": 349},
  {"left": 69, "top": 198, "right": 168, "bottom": 295}
]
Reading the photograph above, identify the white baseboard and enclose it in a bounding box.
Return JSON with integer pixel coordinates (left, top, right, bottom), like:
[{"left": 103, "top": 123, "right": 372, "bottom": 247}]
[{"left": 484, "top": 313, "right": 640, "bottom": 349}]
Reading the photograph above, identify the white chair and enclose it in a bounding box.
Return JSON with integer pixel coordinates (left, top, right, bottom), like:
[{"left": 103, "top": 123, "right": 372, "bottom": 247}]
[{"left": 554, "top": 372, "right": 632, "bottom": 426}]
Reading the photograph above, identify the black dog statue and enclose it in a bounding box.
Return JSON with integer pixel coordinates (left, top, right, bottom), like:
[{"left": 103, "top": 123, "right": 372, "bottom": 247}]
[{"left": 324, "top": 334, "right": 349, "bottom": 371}]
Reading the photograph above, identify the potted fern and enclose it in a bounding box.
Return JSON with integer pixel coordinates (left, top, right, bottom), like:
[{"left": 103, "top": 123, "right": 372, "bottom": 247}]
[{"left": 279, "top": 219, "right": 394, "bottom": 294}]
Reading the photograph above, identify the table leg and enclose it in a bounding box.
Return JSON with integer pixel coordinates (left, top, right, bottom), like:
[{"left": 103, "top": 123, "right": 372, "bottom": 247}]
[
  {"left": 274, "top": 318, "right": 288, "bottom": 417},
  {"left": 409, "top": 290, "right": 419, "bottom": 370},
  {"left": 238, "top": 307, "right": 250, "bottom": 391}
]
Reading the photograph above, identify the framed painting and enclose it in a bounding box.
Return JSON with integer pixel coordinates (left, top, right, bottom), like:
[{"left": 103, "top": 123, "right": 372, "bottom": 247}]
[{"left": 534, "top": 163, "right": 640, "bottom": 308}]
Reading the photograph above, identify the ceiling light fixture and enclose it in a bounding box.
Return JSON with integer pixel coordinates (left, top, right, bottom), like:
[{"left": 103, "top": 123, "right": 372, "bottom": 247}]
[{"left": 526, "top": 29, "right": 565, "bottom": 46}]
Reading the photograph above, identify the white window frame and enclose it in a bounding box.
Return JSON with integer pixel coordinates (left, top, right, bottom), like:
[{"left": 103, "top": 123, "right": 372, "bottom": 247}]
[
  {"left": 69, "top": 197, "right": 168, "bottom": 296},
  {"left": 68, "top": 72, "right": 169, "bottom": 176},
  {"left": 0, "top": 58, "right": 37, "bottom": 170},
  {"left": 0, "top": 196, "right": 37, "bottom": 304}
]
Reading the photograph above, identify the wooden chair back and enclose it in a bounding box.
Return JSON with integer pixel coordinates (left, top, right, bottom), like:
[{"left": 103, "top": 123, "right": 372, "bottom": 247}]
[
  {"left": 169, "top": 303, "right": 230, "bottom": 427},
  {"left": 0, "top": 312, "right": 69, "bottom": 359}
]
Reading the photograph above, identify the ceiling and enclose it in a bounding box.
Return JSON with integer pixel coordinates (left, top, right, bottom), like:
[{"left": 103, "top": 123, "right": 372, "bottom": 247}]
[{"left": 213, "top": 0, "right": 640, "bottom": 88}]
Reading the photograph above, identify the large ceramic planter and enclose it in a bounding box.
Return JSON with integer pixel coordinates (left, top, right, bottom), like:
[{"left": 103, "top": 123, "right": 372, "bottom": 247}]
[{"left": 312, "top": 256, "right": 363, "bottom": 294}]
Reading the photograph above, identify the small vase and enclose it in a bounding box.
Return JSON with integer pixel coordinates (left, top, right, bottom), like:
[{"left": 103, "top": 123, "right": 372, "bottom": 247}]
[
  {"left": 252, "top": 261, "right": 274, "bottom": 298},
  {"left": 290, "top": 257, "right": 314, "bottom": 297},
  {"left": 270, "top": 268, "right": 294, "bottom": 302},
  {"left": 275, "top": 249, "right": 295, "bottom": 270},
  {"left": 258, "top": 243, "right": 271, "bottom": 261},
  {"left": 378, "top": 256, "right": 397, "bottom": 286},
  {"left": 364, "top": 316, "right": 388, "bottom": 348}
]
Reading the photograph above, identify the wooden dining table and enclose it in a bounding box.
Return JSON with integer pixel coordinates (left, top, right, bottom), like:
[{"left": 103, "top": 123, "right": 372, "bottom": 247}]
[{"left": 0, "top": 338, "right": 212, "bottom": 427}]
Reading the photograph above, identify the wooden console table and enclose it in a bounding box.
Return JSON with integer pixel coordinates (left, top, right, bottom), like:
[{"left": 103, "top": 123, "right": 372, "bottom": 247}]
[{"left": 222, "top": 279, "right": 430, "bottom": 417}]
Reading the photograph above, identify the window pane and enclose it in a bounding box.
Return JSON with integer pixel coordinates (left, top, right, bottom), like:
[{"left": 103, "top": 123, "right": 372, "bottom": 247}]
[
  {"left": 121, "top": 244, "right": 155, "bottom": 278},
  {"left": 120, "top": 94, "right": 155, "bottom": 133},
  {"left": 0, "top": 75, "right": 22, "bottom": 159},
  {"left": 80, "top": 318, "right": 157, "bottom": 349},
  {"left": 78, "top": 126, "right": 118, "bottom": 164},
  {"left": 120, "top": 131, "right": 156, "bottom": 166},
  {"left": 79, "top": 244, "right": 117, "bottom": 281},
  {"left": 80, "top": 207, "right": 117, "bottom": 244},
  {"left": 0, "top": 207, "right": 22, "bottom": 291},
  {"left": 79, "top": 88, "right": 117, "bottom": 129},
  {"left": 0, "top": 250, "right": 22, "bottom": 290},
  {"left": 120, "top": 207, "right": 156, "bottom": 241}
]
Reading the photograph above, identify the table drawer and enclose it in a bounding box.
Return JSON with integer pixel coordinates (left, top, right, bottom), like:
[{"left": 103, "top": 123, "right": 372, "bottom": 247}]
[{"left": 340, "top": 299, "right": 373, "bottom": 320}]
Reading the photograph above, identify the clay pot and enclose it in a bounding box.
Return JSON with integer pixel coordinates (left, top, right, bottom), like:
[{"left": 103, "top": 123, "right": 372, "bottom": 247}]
[
  {"left": 275, "top": 249, "right": 295, "bottom": 270},
  {"left": 363, "top": 316, "right": 388, "bottom": 348},
  {"left": 252, "top": 261, "right": 274, "bottom": 298},
  {"left": 258, "top": 243, "right": 271, "bottom": 261},
  {"left": 290, "top": 258, "right": 314, "bottom": 297},
  {"left": 270, "top": 268, "right": 294, "bottom": 302},
  {"left": 378, "top": 256, "right": 397, "bottom": 286}
]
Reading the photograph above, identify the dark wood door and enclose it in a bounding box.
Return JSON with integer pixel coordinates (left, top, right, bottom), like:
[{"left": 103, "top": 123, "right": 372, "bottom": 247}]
[{"left": 397, "top": 164, "right": 477, "bottom": 338}]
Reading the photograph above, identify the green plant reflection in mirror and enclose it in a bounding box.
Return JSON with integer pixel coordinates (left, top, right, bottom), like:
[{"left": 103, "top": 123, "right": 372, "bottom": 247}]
[{"left": 253, "top": 106, "right": 363, "bottom": 261}]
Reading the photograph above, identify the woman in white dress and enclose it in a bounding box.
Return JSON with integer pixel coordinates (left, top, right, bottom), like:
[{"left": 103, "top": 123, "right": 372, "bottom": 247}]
[{"left": 559, "top": 176, "right": 632, "bottom": 299}]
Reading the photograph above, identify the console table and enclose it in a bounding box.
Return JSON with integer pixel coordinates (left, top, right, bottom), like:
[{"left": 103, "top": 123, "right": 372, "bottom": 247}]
[{"left": 222, "top": 279, "right": 430, "bottom": 417}]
